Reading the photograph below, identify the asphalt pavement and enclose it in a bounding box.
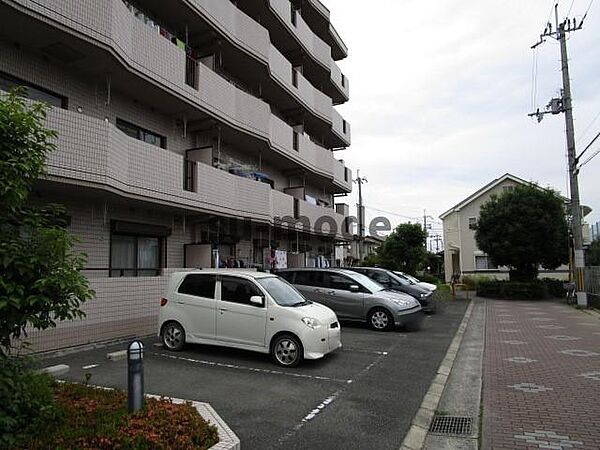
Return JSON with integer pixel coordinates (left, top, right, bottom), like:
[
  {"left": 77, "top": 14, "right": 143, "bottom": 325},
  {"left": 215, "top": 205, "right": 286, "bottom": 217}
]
[{"left": 41, "top": 299, "right": 469, "bottom": 450}]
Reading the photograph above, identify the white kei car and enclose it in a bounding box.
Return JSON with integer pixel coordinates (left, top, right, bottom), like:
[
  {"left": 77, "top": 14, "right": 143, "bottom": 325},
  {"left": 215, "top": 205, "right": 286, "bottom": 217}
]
[{"left": 158, "top": 270, "right": 342, "bottom": 367}]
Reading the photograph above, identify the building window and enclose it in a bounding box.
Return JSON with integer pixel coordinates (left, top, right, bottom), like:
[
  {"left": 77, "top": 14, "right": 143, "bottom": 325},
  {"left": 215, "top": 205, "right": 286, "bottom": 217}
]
[
  {"left": 116, "top": 118, "right": 166, "bottom": 149},
  {"left": 111, "top": 234, "right": 163, "bottom": 277},
  {"left": 502, "top": 185, "right": 514, "bottom": 193},
  {"left": 475, "top": 255, "right": 497, "bottom": 271},
  {"left": 468, "top": 217, "right": 477, "bottom": 230},
  {"left": 344, "top": 168, "right": 349, "bottom": 182},
  {"left": 293, "top": 131, "right": 299, "bottom": 151},
  {"left": 292, "top": 68, "right": 298, "bottom": 87},
  {"left": 342, "top": 119, "right": 347, "bottom": 134},
  {"left": 341, "top": 73, "right": 346, "bottom": 88},
  {"left": 0, "top": 71, "right": 67, "bottom": 109}
]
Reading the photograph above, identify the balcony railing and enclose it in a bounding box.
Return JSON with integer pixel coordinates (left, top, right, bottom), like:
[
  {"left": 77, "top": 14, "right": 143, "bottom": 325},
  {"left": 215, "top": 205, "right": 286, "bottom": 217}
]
[
  {"left": 184, "top": 158, "right": 197, "bottom": 192},
  {"left": 185, "top": 56, "right": 199, "bottom": 89}
]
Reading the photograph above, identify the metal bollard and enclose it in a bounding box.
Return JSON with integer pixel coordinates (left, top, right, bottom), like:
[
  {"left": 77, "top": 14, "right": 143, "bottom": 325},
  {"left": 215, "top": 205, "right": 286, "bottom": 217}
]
[{"left": 127, "top": 340, "right": 144, "bottom": 413}]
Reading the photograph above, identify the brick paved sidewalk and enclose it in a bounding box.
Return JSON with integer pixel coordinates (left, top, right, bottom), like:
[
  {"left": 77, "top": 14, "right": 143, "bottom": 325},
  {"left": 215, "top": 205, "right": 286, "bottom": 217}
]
[{"left": 483, "top": 299, "right": 600, "bottom": 450}]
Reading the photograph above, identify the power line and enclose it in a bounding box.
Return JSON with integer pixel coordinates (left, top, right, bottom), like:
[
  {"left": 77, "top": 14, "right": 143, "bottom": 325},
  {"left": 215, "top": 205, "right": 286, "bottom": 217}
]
[
  {"left": 576, "top": 109, "right": 600, "bottom": 144},
  {"left": 579, "top": 147, "right": 600, "bottom": 168}
]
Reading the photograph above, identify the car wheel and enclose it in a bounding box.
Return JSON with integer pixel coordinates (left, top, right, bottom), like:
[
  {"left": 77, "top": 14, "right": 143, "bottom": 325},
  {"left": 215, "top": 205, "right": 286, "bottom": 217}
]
[
  {"left": 271, "top": 334, "right": 303, "bottom": 367},
  {"left": 368, "top": 308, "right": 394, "bottom": 331},
  {"left": 162, "top": 322, "right": 185, "bottom": 351}
]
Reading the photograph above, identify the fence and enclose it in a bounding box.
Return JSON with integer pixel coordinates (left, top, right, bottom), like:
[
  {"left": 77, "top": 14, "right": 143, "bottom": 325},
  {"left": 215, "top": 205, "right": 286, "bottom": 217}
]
[{"left": 584, "top": 266, "right": 600, "bottom": 308}]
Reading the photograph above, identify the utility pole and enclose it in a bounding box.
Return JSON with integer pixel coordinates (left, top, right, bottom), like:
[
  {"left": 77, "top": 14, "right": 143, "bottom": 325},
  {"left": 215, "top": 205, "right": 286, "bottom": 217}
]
[
  {"left": 354, "top": 170, "right": 368, "bottom": 261},
  {"left": 423, "top": 210, "right": 433, "bottom": 251},
  {"left": 529, "top": 4, "right": 588, "bottom": 306}
]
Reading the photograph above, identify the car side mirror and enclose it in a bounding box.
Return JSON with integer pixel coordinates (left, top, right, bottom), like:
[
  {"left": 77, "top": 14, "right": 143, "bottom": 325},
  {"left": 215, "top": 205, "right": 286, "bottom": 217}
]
[
  {"left": 250, "top": 295, "right": 264, "bottom": 306},
  {"left": 349, "top": 285, "right": 360, "bottom": 293}
]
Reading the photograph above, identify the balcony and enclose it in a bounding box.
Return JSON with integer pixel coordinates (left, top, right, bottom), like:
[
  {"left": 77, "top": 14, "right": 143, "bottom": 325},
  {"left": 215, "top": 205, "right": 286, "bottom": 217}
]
[
  {"left": 9, "top": 0, "right": 350, "bottom": 149},
  {"left": 44, "top": 108, "right": 349, "bottom": 236},
  {"left": 263, "top": 0, "right": 350, "bottom": 103}
]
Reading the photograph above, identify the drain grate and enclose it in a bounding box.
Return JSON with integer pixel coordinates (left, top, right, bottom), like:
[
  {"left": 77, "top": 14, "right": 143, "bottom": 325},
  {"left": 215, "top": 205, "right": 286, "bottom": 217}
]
[{"left": 429, "top": 416, "right": 473, "bottom": 435}]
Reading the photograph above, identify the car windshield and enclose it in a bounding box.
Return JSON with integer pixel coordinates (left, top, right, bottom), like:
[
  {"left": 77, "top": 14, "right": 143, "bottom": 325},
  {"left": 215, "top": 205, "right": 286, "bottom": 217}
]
[
  {"left": 257, "top": 276, "right": 310, "bottom": 307},
  {"left": 393, "top": 272, "right": 416, "bottom": 285},
  {"left": 343, "top": 271, "right": 385, "bottom": 293},
  {"left": 401, "top": 272, "right": 421, "bottom": 284}
]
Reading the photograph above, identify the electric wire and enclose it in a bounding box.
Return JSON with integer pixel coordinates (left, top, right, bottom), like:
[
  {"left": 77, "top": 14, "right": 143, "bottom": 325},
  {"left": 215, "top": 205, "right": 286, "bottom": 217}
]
[
  {"left": 577, "top": 110, "right": 600, "bottom": 144},
  {"left": 579, "top": 147, "right": 600, "bottom": 169}
]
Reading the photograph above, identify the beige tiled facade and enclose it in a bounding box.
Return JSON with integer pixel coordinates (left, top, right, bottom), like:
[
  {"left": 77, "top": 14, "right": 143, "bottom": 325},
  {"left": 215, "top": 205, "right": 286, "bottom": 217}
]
[{"left": 1, "top": 0, "right": 353, "bottom": 352}]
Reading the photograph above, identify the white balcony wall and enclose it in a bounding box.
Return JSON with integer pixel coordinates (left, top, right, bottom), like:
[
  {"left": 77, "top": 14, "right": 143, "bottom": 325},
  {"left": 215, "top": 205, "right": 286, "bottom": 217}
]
[
  {"left": 45, "top": 108, "right": 342, "bottom": 224},
  {"left": 268, "top": 46, "right": 333, "bottom": 122},
  {"left": 268, "top": 0, "right": 330, "bottom": 69},
  {"left": 332, "top": 108, "right": 351, "bottom": 146},
  {"left": 333, "top": 159, "right": 351, "bottom": 191},
  {"left": 330, "top": 62, "right": 350, "bottom": 100},
  {"left": 13, "top": 0, "right": 350, "bottom": 191},
  {"left": 267, "top": 0, "right": 348, "bottom": 100},
  {"left": 298, "top": 202, "right": 347, "bottom": 239},
  {"left": 188, "top": 0, "right": 270, "bottom": 61},
  {"left": 187, "top": 0, "right": 338, "bottom": 122},
  {"left": 272, "top": 190, "right": 295, "bottom": 218}
]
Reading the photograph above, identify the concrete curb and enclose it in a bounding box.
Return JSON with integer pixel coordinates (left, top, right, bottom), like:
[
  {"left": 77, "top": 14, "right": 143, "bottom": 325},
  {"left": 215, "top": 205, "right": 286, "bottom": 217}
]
[
  {"left": 147, "top": 394, "right": 240, "bottom": 450},
  {"left": 38, "top": 364, "right": 70, "bottom": 376},
  {"left": 106, "top": 350, "right": 128, "bottom": 361},
  {"left": 399, "top": 299, "right": 476, "bottom": 450}
]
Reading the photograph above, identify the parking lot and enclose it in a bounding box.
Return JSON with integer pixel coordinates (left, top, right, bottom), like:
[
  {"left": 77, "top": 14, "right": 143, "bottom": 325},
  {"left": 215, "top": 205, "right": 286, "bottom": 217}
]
[{"left": 45, "top": 299, "right": 468, "bottom": 450}]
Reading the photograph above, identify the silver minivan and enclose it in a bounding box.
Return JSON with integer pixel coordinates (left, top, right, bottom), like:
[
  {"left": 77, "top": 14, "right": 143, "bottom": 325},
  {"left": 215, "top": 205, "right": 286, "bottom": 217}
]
[{"left": 277, "top": 268, "right": 424, "bottom": 331}]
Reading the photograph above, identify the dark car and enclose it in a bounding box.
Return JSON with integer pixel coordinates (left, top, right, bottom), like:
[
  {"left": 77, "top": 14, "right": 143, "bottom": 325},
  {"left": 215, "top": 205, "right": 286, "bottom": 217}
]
[{"left": 346, "top": 267, "right": 434, "bottom": 312}]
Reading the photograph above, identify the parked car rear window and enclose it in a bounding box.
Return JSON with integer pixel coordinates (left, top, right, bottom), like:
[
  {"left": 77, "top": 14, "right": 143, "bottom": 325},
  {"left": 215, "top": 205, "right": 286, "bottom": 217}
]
[
  {"left": 178, "top": 274, "right": 216, "bottom": 299},
  {"left": 220, "top": 276, "right": 263, "bottom": 306}
]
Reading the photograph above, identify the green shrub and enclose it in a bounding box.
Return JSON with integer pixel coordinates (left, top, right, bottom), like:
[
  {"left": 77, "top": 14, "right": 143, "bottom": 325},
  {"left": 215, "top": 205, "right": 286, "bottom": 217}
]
[
  {"left": 0, "top": 356, "right": 56, "bottom": 448},
  {"left": 476, "top": 280, "right": 548, "bottom": 300},
  {"left": 417, "top": 273, "right": 440, "bottom": 285},
  {"left": 16, "top": 382, "right": 219, "bottom": 449},
  {"left": 540, "top": 278, "right": 566, "bottom": 298},
  {"left": 461, "top": 275, "right": 494, "bottom": 290}
]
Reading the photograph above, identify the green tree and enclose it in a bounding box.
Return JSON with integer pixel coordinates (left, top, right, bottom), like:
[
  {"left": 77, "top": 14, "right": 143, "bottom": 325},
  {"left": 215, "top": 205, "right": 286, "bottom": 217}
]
[
  {"left": 376, "top": 223, "right": 427, "bottom": 275},
  {"left": 0, "top": 89, "right": 94, "bottom": 356},
  {"left": 586, "top": 240, "right": 600, "bottom": 266},
  {"left": 475, "top": 184, "right": 569, "bottom": 281}
]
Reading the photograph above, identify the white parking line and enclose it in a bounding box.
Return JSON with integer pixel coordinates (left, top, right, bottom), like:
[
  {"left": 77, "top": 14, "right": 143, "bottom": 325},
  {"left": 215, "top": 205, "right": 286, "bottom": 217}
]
[
  {"left": 277, "top": 348, "right": 392, "bottom": 446},
  {"left": 343, "top": 348, "right": 389, "bottom": 356},
  {"left": 153, "top": 352, "right": 352, "bottom": 384},
  {"left": 82, "top": 364, "right": 99, "bottom": 370}
]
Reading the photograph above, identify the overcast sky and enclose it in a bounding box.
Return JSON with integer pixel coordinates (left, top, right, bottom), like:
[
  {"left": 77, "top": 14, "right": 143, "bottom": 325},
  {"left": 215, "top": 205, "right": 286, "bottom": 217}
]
[{"left": 326, "top": 0, "right": 600, "bottom": 242}]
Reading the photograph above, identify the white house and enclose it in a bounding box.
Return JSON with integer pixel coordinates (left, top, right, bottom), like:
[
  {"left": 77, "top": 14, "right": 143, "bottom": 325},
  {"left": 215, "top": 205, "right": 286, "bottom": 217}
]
[{"left": 439, "top": 174, "right": 570, "bottom": 282}]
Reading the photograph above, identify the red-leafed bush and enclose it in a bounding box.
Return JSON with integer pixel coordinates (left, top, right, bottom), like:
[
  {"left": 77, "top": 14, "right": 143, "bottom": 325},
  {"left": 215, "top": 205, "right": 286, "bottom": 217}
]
[{"left": 16, "top": 382, "right": 219, "bottom": 449}]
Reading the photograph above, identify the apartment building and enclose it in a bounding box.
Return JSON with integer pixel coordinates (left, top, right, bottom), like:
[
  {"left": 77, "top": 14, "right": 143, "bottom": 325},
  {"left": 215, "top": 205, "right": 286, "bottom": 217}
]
[{"left": 0, "top": 0, "right": 353, "bottom": 351}]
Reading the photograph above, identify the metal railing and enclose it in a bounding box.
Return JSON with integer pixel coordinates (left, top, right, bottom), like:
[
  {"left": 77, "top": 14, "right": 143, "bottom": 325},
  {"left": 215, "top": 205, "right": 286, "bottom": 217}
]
[
  {"left": 184, "top": 158, "right": 197, "bottom": 192},
  {"left": 185, "top": 56, "right": 199, "bottom": 89}
]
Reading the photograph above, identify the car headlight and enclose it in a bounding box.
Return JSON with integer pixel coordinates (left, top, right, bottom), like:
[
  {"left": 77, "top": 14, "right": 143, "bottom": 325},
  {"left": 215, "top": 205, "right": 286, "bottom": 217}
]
[
  {"left": 301, "top": 317, "right": 321, "bottom": 329},
  {"left": 420, "top": 293, "right": 428, "bottom": 298},
  {"left": 392, "top": 298, "right": 413, "bottom": 307}
]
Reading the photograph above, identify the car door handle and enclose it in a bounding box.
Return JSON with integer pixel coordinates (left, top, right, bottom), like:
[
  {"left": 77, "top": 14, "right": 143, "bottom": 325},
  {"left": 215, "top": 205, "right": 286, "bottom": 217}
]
[{"left": 327, "top": 290, "right": 336, "bottom": 295}]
